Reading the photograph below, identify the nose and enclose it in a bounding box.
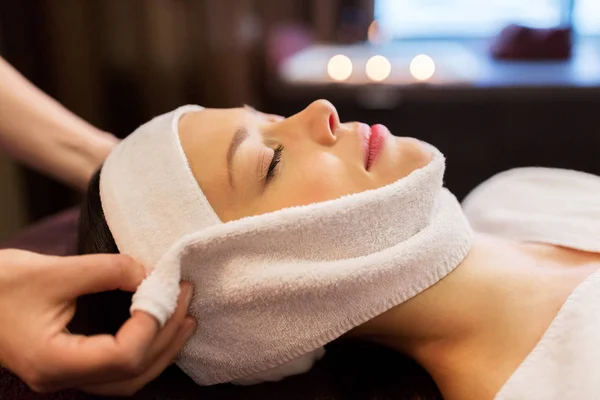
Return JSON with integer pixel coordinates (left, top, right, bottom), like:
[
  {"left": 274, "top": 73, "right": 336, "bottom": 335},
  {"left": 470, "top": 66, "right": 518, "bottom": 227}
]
[{"left": 294, "top": 99, "right": 339, "bottom": 146}]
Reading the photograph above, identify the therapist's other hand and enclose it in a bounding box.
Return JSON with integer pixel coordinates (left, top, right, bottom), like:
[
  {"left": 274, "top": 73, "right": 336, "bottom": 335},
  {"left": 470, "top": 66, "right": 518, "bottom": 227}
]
[{"left": 0, "top": 249, "right": 196, "bottom": 396}]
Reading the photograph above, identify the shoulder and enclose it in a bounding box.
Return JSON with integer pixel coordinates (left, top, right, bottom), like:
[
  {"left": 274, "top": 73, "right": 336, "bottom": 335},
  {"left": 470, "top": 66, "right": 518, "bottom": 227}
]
[
  {"left": 463, "top": 167, "right": 600, "bottom": 216},
  {"left": 463, "top": 167, "right": 600, "bottom": 211},
  {"left": 461, "top": 167, "right": 600, "bottom": 249}
]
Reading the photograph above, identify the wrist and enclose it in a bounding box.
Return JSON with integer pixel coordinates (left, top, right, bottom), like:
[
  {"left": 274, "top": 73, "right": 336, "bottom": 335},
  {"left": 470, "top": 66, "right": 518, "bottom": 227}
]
[
  {"left": 64, "top": 129, "right": 119, "bottom": 191},
  {"left": 77, "top": 130, "right": 119, "bottom": 189}
]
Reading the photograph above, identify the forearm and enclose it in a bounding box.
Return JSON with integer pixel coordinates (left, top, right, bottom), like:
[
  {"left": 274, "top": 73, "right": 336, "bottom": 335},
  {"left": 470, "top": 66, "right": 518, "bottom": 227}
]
[{"left": 0, "top": 57, "right": 117, "bottom": 191}]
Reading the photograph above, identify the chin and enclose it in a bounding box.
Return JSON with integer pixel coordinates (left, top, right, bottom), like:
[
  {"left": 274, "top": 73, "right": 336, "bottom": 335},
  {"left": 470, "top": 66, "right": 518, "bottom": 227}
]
[
  {"left": 401, "top": 137, "right": 434, "bottom": 168},
  {"left": 374, "top": 137, "right": 432, "bottom": 181}
]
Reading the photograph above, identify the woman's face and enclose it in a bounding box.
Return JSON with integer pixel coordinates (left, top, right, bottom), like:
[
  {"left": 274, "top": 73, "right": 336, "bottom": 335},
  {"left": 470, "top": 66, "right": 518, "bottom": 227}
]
[{"left": 178, "top": 100, "right": 432, "bottom": 222}]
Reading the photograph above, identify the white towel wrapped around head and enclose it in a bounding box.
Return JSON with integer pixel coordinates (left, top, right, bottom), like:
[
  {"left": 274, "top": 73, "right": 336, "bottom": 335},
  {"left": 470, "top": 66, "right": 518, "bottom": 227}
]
[{"left": 99, "top": 105, "right": 473, "bottom": 385}]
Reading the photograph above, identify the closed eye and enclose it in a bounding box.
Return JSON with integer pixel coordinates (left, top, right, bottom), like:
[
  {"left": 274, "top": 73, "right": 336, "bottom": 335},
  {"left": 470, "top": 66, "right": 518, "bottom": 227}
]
[{"left": 266, "top": 145, "right": 283, "bottom": 182}]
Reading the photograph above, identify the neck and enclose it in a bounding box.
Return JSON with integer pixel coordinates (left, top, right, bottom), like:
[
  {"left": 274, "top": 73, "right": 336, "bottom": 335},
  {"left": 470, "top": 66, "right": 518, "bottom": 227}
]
[
  {"left": 347, "top": 233, "right": 598, "bottom": 399},
  {"left": 349, "top": 234, "right": 513, "bottom": 343}
]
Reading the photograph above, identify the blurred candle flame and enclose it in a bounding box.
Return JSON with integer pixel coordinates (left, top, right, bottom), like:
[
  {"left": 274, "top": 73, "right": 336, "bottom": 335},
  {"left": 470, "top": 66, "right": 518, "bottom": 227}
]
[
  {"left": 327, "top": 54, "right": 353, "bottom": 81},
  {"left": 409, "top": 54, "right": 436, "bottom": 81},
  {"left": 366, "top": 55, "right": 392, "bottom": 82}
]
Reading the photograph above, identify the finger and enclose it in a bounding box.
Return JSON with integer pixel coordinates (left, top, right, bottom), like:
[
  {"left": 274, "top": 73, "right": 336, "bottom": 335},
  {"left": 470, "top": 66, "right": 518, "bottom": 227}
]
[
  {"left": 81, "top": 317, "right": 196, "bottom": 396},
  {"left": 43, "top": 310, "right": 160, "bottom": 385},
  {"left": 46, "top": 283, "right": 193, "bottom": 389},
  {"left": 51, "top": 254, "right": 146, "bottom": 298},
  {"left": 133, "top": 282, "right": 193, "bottom": 365}
]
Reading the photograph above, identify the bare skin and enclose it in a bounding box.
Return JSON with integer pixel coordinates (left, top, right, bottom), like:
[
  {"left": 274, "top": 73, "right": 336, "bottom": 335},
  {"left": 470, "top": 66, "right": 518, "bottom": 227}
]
[
  {"left": 0, "top": 56, "right": 117, "bottom": 191},
  {"left": 177, "top": 99, "right": 600, "bottom": 399},
  {"left": 349, "top": 236, "right": 599, "bottom": 400}
]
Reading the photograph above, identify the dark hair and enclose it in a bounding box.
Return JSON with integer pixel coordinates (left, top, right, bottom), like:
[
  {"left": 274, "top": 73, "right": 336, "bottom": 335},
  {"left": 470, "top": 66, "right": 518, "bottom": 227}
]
[
  {"left": 68, "top": 168, "right": 131, "bottom": 336},
  {"left": 71, "top": 168, "right": 442, "bottom": 400}
]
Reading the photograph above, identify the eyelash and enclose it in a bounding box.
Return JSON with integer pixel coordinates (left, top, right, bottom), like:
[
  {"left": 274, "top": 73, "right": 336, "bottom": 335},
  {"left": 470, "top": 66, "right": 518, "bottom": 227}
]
[{"left": 266, "top": 145, "right": 283, "bottom": 181}]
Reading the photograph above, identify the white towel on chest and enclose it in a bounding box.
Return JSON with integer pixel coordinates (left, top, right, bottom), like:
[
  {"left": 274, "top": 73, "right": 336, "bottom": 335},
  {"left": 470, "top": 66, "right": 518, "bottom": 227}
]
[{"left": 462, "top": 167, "right": 600, "bottom": 400}]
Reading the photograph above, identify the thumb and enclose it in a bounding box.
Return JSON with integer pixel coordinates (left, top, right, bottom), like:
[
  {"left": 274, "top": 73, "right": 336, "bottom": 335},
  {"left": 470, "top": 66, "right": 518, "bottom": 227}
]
[{"left": 52, "top": 254, "right": 147, "bottom": 299}]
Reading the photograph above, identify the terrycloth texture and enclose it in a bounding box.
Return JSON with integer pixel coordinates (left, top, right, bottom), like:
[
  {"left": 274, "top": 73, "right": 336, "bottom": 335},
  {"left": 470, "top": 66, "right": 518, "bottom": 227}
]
[
  {"left": 100, "top": 105, "right": 220, "bottom": 270},
  {"left": 100, "top": 105, "right": 221, "bottom": 324},
  {"left": 230, "top": 348, "right": 326, "bottom": 385},
  {"left": 462, "top": 167, "right": 600, "bottom": 400},
  {"left": 100, "top": 105, "right": 473, "bottom": 386}
]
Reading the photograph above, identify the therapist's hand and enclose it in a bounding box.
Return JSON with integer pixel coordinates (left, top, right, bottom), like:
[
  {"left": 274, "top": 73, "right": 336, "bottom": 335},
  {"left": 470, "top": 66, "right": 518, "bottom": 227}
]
[{"left": 0, "top": 249, "right": 196, "bottom": 396}]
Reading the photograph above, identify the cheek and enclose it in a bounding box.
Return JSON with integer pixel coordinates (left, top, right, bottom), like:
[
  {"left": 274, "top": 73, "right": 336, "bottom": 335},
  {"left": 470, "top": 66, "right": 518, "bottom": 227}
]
[
  {"left": 293, "top": 153, "right": 358, "bottom": 202},
  {"left": 264, "top": 154, "right": 359, "bottom": 211}
]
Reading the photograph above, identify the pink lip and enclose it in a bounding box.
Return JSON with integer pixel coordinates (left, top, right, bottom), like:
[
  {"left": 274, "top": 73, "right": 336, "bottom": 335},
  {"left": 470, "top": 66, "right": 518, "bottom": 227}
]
[{"left": 365, "top": 124, "right": 388, "bottom": 170}]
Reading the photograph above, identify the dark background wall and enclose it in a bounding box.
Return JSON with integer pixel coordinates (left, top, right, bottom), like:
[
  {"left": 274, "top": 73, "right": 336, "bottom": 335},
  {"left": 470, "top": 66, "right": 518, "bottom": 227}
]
[{"left": 0, "top": 0, "right": 597, "bottom": 223}]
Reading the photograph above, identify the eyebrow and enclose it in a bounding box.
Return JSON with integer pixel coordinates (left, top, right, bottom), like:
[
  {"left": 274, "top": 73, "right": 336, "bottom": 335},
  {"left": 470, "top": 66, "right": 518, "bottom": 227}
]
[{"left": 227, "top": 127, "right": 249, "bottom": 187}]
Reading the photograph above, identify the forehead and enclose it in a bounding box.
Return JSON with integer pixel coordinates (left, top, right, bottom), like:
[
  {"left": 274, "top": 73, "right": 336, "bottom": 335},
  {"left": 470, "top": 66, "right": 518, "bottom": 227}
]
[
  {"left": 177, "top": 107, "right": 256, "bottom": 187},
  {"left": 178, "top": 107, "right": 250, "bottom": 145},
  {"left": 176, "top": 107, "right": 257, "bottom": 218}
]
